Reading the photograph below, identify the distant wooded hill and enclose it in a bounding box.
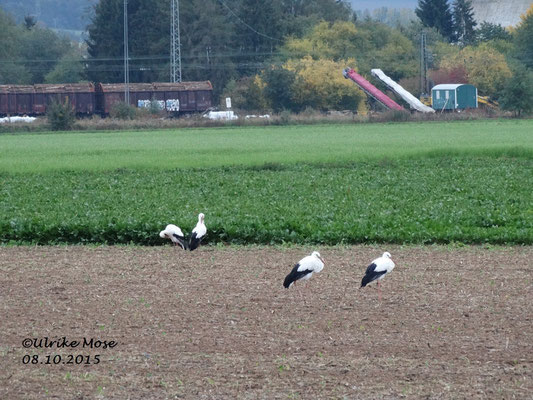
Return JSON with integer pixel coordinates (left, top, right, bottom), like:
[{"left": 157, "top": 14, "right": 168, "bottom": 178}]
[
  {"left": 0, "top": 0, "right": 420, "bottom": 34},
  {"left": 470, "top": 0, "right": 531, "bottom": 27},
  {"left": 0, "top": 0, "right": 97, "bottom": 31},
  {"left": 348, "top": 0, "right": 418, "bottom": 11}
]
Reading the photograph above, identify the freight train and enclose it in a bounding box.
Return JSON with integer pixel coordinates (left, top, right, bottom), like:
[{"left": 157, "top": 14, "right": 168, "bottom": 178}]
[{"left": 0, "top": 81, "right": 213, "bottom": 117}]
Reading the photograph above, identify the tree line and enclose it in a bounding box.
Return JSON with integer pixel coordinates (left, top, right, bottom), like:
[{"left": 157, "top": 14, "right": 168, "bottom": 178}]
[
  {"left": 0, "top": 0, "right": 97, "bottom": 31},
  {"left": 0, "top": 9, "right": 84, "bottom": 85},
  {"left": 0, "top": 0, "right": 532, "bottom": 115}
]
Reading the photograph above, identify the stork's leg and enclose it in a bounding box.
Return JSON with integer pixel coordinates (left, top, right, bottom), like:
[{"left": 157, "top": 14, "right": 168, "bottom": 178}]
[
  {"left": 377, "top": 280, "right": 382, "bottom": 302},
  {"left": 297, "top": 282, "right": 306, "bottom": 303}
]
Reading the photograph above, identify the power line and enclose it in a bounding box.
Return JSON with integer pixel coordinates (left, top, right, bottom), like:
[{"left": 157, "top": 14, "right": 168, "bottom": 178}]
[
  {"left": 0, "top": 49, "right": 301, "bottom": 65},
  {"left": 0, "top": 46, "right": 301, "bottom": 64},
  {"left": 124, "top": 0, "right": 130, "bottom": 103},
  {"left": 216, "top": 0, "right": 282, "bottom": 42},
  {"left": 2, "top": 60, "right": 289, "bottom": 74}
]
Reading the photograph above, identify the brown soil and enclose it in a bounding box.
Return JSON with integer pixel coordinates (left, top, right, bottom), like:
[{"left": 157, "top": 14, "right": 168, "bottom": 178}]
[{"left": 1, "top": 245, "right": 532, "bottom": 399}]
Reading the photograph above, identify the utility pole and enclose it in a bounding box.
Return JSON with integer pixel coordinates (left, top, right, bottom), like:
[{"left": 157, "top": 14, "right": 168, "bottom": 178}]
[
  {"left": 170, "top": 0, "right": 182, "bottom": 83},
  {"left": 124, "top": 0, "right": 130, "bottom": 104},
  {"left": 420, "top": 31, "right": 428, "bottom": 97}
]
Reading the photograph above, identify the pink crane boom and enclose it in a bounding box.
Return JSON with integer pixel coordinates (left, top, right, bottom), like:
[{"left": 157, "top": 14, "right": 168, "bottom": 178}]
[{"left": 343, "top": 68, "right": 404, "bottom": 111}]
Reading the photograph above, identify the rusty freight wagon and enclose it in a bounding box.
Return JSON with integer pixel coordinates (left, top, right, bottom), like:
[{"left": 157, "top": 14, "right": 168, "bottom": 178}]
[
  {"left": 1, "top": 80, "right": 213, "bottom": 117},
  {"left": 151, "top": 81, "right": 213, "bottom": 113},
  {"left": 96, "top": 83, "right": 153, "bottom": 115},
  {"left": 0, "top": 85, "right": 9, "bottom": 116},
  {"left": 33, "top": 83, "right": 96, "bottom": 115},
  {"left": 0, "top": 85, "right": 34, "bottom": 116},
  {"left": 96, "top": 81, "right": 213, "bottom": 115}
]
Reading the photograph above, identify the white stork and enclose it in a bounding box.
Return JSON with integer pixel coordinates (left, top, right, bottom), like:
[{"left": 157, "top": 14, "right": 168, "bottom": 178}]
[
  {"left": 360, "top": 252, "right": 395, "bottom": 301},
  {"left": 283, "top": 251, "right": 325, "bottom": 290},
  {"left": 159, "top": 224, "right": 188, "bottom": 250},
  {"left": 188, "top": 213, "right": 206, "bottom": 251}
]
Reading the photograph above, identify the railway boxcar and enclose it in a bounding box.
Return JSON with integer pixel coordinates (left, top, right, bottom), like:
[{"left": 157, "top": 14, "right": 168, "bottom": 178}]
[
  {"left": 96, "top": 81, "right": 212, "bottom": 115},
  {"left": 1, "top": 81, "right": 213, "bottom": 117},
  {"left": 33, "top": 83, "right": 96, "bottom": 115},
  {"left": 151, "top": 81, "right": 213, "bottom": 113},
  {"left": 96, "top": 83, "right": 154, "bottom": 115},
  {"left": 0, "top": 85, "right": 9, "bottom": 116},
  {"left": 0, "top": 85, "right": 35, "bottom": 115}
]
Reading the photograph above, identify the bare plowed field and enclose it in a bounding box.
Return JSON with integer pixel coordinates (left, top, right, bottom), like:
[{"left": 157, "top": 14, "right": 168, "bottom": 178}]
[{"left": 1, "top": 245, "right": 532, "bottom": 399}]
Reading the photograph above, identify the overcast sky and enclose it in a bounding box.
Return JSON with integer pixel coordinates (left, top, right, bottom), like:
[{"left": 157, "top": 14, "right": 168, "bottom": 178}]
[{"left": 349, "top": 0, "right": 419, "bottom": 10}]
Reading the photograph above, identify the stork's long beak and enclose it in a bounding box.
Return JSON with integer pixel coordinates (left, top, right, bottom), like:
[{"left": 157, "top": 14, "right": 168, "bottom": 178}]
[{"left": 319, "top": 255, "right": 324, "bottom": 264}]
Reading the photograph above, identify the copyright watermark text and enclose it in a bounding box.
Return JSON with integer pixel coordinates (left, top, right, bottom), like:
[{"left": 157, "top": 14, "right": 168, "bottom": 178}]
[
  {"left": 22, "top": 336, "right": 118, "bottom": 349},
  {"left": 20, "top": 337, "right": 117, "bottom": 366}
]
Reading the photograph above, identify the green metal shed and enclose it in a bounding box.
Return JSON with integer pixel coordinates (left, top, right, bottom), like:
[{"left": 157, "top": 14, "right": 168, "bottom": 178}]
[{"left": 431, "top": 84, "right": 478, "bottom": 111}]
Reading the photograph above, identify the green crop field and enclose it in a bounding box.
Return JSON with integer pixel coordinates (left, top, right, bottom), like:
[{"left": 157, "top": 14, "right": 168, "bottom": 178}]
[
  {"left": 1, "top": 119, "right": 532, "bottom": 245},
  {"left": 1, "top": 119, "right": 532, "bottom": 173}
]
